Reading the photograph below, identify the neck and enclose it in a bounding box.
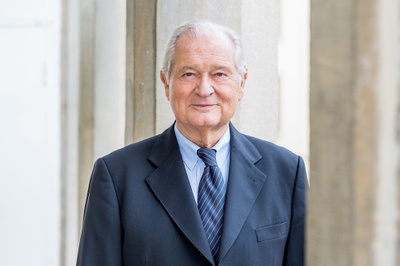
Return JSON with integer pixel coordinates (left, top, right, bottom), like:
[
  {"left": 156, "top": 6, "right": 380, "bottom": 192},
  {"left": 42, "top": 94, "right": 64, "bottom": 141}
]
[{"left": 176, "top": 123, "right": 229, "bottom": 148}]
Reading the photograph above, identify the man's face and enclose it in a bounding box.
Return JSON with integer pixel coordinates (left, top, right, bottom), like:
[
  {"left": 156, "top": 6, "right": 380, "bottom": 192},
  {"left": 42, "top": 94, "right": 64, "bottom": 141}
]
[{"left": 161, "top": 34, "right": 247, "bottom": 136}]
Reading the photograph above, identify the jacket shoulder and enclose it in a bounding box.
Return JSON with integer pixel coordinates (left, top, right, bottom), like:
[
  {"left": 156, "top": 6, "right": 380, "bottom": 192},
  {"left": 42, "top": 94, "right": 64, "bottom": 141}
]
[
  {"left": 102, "top": 135, "right": 158, "bottom": 165},
  {"left": 243, "top": 134, "right": 298, "bottom": 160}
]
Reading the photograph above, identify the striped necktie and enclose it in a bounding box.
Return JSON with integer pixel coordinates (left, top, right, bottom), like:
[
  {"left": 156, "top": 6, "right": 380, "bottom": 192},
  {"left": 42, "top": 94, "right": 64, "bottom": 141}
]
[{"left": 197, "top": 148, "right": 226, "bottom": 263}]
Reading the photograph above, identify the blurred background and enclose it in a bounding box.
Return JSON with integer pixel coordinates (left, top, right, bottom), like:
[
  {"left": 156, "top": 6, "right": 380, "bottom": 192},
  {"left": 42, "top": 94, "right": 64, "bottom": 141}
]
[{"left": 0, "top": 0, "right": 398, "bottom": 265}]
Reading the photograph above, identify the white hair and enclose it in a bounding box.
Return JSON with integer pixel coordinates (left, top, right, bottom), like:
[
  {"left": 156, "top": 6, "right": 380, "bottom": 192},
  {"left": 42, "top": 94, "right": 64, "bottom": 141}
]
[{"left": 161, "top": 20, "right": 246, "bottom": 80}]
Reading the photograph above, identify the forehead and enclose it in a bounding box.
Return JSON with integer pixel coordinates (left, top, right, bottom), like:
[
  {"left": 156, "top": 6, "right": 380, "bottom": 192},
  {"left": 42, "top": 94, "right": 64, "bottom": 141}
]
[{"left": 172, "top": 34, "right": 236, "bottom": 69}]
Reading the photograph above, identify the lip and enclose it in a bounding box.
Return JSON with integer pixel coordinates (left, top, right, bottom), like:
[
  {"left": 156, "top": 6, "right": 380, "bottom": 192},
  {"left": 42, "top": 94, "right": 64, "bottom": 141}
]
[
  {"left": 191, "top": 103, "right": 218, "bottom": 110},
  {"left": 193, "top": 103, "right": 215, "bottom": 107}
]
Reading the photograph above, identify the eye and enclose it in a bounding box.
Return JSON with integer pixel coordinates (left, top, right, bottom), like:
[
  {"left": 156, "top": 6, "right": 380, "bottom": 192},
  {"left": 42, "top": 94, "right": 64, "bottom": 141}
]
[
  {"left": 214, "top": 72, "right": 226, "bottom": 77},
  {"left": 213, "top": 72, "right": 229, "bottom": 81},
  {"left": 182, "top": 72, "right": 196, "bottom": 78}
]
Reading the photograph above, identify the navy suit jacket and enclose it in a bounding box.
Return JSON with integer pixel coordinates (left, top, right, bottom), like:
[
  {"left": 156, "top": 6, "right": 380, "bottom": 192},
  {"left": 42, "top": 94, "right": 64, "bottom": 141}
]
[{"left": 77, "top": 123, "right": 307, "bottom": 265}]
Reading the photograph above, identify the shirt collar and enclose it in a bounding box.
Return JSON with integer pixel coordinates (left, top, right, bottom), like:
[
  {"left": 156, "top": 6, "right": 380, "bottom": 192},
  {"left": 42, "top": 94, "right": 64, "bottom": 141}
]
[{"left": 174, "top": 124, "right": 231, "bottom": 171}]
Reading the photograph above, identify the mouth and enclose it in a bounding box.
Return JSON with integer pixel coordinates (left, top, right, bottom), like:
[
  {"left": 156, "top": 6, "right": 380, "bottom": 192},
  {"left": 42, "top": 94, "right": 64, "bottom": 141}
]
[
  {"left": 191, "top": 103, "right": 217, "bottom": 111},
  {"left": 193, "top": 103, "right": 215, "bottom": 107}
]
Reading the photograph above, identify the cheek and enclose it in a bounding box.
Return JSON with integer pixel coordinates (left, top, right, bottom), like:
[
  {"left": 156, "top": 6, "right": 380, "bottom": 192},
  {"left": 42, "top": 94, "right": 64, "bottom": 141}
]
[
  {"left": 169, "top": 91, "right": 187, "bottom": 110},
  {"left": 170, "top": 87, "right": 191, "bottom": 102},
  {"left": 224, "top": 90, "right": 242, "bottom": 104}
]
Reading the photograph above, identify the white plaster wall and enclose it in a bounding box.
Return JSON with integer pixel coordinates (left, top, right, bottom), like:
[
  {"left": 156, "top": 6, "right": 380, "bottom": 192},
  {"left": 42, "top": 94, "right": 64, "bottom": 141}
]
[
  {"left": 373, "top": 0, "right": 400, "bottom": 264},
  {"left": 0, "top": 0, "right": 61, "bottom": 265}
]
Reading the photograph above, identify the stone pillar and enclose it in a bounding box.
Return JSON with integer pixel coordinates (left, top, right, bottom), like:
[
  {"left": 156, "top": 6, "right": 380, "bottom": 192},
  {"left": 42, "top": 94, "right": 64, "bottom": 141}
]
[
  {"left": 92, "top": 0, "right": 126, "bottom": 158},
  {"left": 61, "top": 0, "right": 80, "bottom": 264},
  {"left": 307, "top": 0, "right": 400, "bottom": 265},
  {"left": 78, "top": 0, "right": 95, "bottom": 227},
  {"left": 125, "top": 0, "right": 157, "bottom": 143},
  {"left": 77, "top": 0, "right": 126, "bottom": 245}
]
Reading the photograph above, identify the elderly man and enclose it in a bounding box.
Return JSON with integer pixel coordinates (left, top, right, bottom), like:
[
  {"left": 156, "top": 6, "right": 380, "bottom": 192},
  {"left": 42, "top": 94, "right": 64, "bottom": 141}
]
[{"left": 77, "top": 20, "right": 306, "bottom": 265}]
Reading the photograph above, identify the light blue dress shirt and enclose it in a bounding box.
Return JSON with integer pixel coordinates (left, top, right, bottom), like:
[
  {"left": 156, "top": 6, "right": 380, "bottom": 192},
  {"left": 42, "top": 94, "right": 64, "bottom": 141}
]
[{"left": 174, "top": 125, "right": 231, "bottom": 203}]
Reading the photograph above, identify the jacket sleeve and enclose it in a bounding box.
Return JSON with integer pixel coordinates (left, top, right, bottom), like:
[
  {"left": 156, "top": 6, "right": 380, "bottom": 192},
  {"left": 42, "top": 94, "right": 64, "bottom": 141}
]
[
  {"left": 283, "top": 156, "right": 307, "bottom": 266},
  {"left": 77, "top": 158, "right": 123, "bottom": 266}
]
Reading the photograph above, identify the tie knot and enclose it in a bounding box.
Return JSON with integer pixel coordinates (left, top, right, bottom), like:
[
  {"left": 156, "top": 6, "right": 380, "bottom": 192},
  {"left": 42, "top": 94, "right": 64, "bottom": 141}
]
[{"left": 197, "top": 148, "right": 218, "bottom": 167}]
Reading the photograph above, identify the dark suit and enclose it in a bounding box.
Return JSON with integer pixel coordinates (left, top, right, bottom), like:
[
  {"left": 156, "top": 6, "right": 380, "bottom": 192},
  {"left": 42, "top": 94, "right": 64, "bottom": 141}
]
[{"left": 77, "top": 123, "right": 306, "bottom": 265}]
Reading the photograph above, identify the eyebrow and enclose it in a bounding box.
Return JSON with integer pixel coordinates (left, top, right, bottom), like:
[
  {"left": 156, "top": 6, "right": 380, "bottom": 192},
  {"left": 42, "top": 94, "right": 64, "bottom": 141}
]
[
  {"left": 176, "top": 65, "right": 233, "bottom": 74},
  {"left": 210, "top": 65, "right": 233, "bottom": 73},
  {"left": 177, "top": 66, "right": 196, "bottom": 74}
]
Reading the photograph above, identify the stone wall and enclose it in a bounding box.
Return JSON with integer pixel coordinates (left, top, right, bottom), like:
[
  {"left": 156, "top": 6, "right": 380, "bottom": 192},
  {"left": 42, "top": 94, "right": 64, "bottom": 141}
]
[{"left": 307, "top": 0, "right": 400, "bottom": 265}]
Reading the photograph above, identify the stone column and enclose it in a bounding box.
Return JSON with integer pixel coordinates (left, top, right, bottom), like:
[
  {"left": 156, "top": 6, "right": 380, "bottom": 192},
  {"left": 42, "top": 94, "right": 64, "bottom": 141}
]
[
  {"left": 77, "top": 0, "right": 126, "bottom": 245},
  {"left": 125, "top": 0, "right": 157, "bottom": 143},
  {"left": 77, "top": 0, "right": 96, "bottom": 243},
  {"left": 307, "top": 0, "right": 400, "bottom": 265},
  {"left": 61, "top": 0, "right": 80, "bottom": 264}
]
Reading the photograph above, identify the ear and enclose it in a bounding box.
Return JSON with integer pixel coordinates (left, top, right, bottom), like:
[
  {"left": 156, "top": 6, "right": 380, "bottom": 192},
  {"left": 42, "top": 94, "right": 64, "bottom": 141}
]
[
  {"left": 238, "top": 68, "right": 248, "bottom": 100},
  {"left": 160, "top": 71, "right": 170, "bottom": 100}
]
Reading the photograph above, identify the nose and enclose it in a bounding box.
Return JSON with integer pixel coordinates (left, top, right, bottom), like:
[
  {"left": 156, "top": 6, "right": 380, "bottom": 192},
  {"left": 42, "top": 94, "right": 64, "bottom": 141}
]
[{"left": 196, "top": 74, "right": 214, "bottom": 97}]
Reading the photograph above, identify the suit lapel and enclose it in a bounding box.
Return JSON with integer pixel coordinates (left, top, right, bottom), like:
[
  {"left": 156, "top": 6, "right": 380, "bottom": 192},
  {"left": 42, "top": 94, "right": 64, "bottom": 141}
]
[
  {"left": 218, "top": 124, "right": 268, "bottom": 262},
  {"left": 145, "top": 126, "right": 214, "bottom": 264}
]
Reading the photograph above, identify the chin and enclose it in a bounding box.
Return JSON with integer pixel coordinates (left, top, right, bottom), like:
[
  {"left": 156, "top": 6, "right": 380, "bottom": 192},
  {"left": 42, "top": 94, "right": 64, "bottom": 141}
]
[{"left": 194, "top": 121, "right": 226, "bottom": 130}]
